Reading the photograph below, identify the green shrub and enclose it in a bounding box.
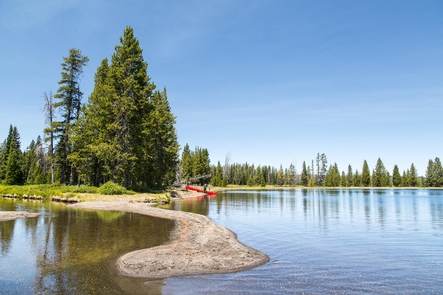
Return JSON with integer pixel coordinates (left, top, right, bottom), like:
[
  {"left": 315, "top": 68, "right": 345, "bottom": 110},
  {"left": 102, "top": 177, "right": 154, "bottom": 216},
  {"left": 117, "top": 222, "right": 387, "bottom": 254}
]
[{"left": 98, "top": 181, "right": 128, "bottom": 195}]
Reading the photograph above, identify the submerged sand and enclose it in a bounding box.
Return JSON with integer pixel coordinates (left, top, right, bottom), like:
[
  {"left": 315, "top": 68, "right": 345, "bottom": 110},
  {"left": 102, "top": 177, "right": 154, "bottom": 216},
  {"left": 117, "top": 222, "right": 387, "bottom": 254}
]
[
  {"left": 69, "top": 201, "right": 269, "bottom": 279},
  {"left": 0, "top": 211, "right": 40, "bottom": 221}
]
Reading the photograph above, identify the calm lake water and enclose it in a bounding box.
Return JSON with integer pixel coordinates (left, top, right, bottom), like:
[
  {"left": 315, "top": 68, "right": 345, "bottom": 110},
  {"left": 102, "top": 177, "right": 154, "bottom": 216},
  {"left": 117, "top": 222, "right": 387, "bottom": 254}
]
[{"left": 1, "top": 189, "right": 443, "bottom": 294}]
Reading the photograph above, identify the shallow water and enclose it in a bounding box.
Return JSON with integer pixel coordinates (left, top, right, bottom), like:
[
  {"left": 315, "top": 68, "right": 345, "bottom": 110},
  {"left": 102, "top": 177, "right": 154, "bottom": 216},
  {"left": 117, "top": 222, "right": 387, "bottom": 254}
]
[
  {"left": 1, "top": 189, "right": 443, "bottom": 294},
  {"left": 0, "top": 199, "right": 175, "bottom": 294},
  {"left": 163, "top": 189, "right": 443, "bottom": 294}
]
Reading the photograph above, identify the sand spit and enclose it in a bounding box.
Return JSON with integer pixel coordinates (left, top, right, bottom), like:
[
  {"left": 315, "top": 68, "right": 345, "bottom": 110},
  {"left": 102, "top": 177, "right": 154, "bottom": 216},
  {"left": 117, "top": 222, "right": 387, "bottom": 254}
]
[
  {"left": 0, "top": 211, "right": 41, "bottom": 221},
  {"left": 69, "top": 201, "right": 269, "bottom": 279}
]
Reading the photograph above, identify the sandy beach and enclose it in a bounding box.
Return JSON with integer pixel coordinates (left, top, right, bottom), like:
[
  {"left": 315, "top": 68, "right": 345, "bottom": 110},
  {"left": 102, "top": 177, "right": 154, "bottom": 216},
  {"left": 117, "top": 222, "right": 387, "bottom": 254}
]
[{"left": 69, "top": 201, "right": 270, "bottom": 279}]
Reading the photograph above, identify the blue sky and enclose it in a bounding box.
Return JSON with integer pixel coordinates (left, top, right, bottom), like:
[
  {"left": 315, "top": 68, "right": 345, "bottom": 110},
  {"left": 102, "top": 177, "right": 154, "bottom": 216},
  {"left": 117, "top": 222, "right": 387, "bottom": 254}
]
[{"left": 0, "top": 0, "right": 442, "bottom": 176}]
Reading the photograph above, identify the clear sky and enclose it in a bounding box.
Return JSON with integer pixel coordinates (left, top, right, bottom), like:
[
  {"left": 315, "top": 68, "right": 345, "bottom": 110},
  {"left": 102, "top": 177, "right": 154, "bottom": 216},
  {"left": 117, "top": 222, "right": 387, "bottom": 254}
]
[{"left": 1, "top": 0, "right": 442, "bottom": 176}]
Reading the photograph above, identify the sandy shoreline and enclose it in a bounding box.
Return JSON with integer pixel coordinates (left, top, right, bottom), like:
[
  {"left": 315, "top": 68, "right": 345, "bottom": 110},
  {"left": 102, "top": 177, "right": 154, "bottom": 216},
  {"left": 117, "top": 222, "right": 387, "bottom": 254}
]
[
  {"left": 69, "top": 201, "right": 269, "bottom": 279},
  {"left": 0, "top": 211, "right": 41, "bottom": 221}
]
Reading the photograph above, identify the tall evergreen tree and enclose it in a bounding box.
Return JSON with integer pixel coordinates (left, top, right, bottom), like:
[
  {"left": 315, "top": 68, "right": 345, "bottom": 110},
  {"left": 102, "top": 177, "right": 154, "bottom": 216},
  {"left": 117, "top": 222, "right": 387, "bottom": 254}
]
[
  {"left": 325, "top": 163, "right": 340, "bottom": 187},
  {"left": 353, "top": 169, "right": 361, "bottom": 187},
  {"left": 277, "top": 165, "right": 285, "bottom": 186},
  {"left": 301, "top": 161, "right": 308, "bottom": 186},
  {"left": 0, "top": 125, "right": 15, "bottom": 181},
  {"left": 346, "top": 165, "right": 353, "bottom": 187},
  {"left": 315, "top": 153, "right": 328, "bottom": 186},
  {"left": 143, "top": 88, "right": 179, "bottom": 188},
  {"left": 70, "top": 27, "right": 180, "bottom": 189},
  {"left": 3, "top": 126, "right": 23, "bottom": 185},
  {"left": 53, "top": 48, "right": 89, "bottom": 184},
  {"left": 372, "top": 158, "right": 389, "bottom": 187},
  {"left": 340, "top": 171, "right": 347, "bottom": 187},
  {"left": 392, "top": 165, "right": 402, "bottom": 187},
  {"left": 286, "top": 163, "right": 296, "bottom": 186},
  {"left": 181, "top": 143, "right": 193, "bottom": 183},
  {"left": 409, "top": 163, "right": 418, "bottom": 187},
  {"left": 426, "top": 157, "right": 443, "bottom": 187},
  {"left": 107, "top": 27, "right": 155, "bottom": 187},
  {"left": 361, "top": 160, "right": 371, "bottom": 187}
]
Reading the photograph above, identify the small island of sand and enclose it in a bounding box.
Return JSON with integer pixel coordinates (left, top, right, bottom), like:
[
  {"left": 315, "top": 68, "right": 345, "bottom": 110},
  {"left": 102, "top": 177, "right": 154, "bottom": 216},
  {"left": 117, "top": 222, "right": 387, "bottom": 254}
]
[
  {"left": 69, "top": 201, "right": 269, "bottom": 279},
  {"left": 0, "top": 211, "right": 40, "bottom": 222}
]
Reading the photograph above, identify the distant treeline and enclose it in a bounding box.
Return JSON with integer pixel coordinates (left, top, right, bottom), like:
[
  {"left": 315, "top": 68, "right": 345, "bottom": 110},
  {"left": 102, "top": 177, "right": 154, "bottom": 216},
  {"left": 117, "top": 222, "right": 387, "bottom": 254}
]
[{"left": 181, "top": 151, "right": 442, "bottom": 188}]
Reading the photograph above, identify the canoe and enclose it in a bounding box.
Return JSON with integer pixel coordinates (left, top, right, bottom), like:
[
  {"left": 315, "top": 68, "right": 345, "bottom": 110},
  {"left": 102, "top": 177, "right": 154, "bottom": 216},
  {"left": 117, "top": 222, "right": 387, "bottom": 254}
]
[{"left": 185, "top": 185, "right": 217, "bottom": 196}]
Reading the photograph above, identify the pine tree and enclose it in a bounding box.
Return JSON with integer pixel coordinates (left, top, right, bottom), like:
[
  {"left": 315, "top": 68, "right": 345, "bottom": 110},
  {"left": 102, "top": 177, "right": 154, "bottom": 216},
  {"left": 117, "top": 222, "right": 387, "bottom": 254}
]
[
  {"left": 392, "top": 165, "right": 402, "bottom": 187},
  {"left": 361, "top": 160, "right": 371, "bottom": 187},
  {"left": 301, "top": 161, "right": 308, "bottom": 186},
  {"left": 429, "top": 157, "right": 443, "bottom": 187},
  {"left": 346, "top": 165, "right": 353, "bottom": 187},
  {"left": 68, "top": 58, "right": 110, "bottom": 186},
  {"left": 409, "top": 163, "right": 418, "bottom": 187},
  {"left": 5, "top": 148, "right": 22, "bottom": 185},
  {"left": 433, "top": 157, "right": 443, "bottom": 187},
  {"left": 372, "top": 158, "right": 388, "bottom": 187},
  {"left": 315, "top": 153, "right": 328, "bottom": 186},
  {"left": 325, "top": 163, "right": 340, "bottom": 187},
  {"left": 425, "top": 159, "right": 434, "bottom": 187},
  {"left": 277, "top": 165, "right": 285, "bottom": 186},
  {"left": 107, "top": 27, "right": 155, "bottom": 187},
  {"left": 402, "top": 170, "right": 409, "bottom": 187},
  {"left": 144, "top": 88, "right": 179, "bottom": 188},
  {"left": 287, "top": 163, "right": 296, "bottom": 186},
  {"left": 340, "top": 171, "right": 347, "bottom": 187},
  {"left": 0, "top": 125, "right": 14, "bottom": 181},
  {"left": 353, "top": 169, "right": 361, "bottom": 187},
  {"left": 53, "top": 48, "right": 89, "bottom": 184},
  {"left": 3, "top": 126, "right": 23, "bottom": 185}
]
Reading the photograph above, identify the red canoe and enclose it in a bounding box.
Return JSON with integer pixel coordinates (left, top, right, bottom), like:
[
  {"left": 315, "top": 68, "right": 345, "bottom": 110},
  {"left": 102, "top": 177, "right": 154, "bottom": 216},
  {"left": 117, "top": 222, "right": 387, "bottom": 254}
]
[{"left": 186, "top": 185, "right": 217, "bottom": 196}]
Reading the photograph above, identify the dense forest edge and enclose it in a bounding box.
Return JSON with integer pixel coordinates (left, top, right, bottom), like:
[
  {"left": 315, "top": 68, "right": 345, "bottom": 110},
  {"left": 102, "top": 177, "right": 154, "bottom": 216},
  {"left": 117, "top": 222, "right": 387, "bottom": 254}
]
[{"left": 1, "top": 26, "right": 442, "bottom": 202}]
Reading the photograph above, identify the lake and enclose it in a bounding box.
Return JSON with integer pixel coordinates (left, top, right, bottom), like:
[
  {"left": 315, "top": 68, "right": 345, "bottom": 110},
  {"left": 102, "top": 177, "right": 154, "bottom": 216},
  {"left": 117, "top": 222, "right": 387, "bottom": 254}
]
[{"left": 1, "top": 189, "right": 443, "bottom": 294}]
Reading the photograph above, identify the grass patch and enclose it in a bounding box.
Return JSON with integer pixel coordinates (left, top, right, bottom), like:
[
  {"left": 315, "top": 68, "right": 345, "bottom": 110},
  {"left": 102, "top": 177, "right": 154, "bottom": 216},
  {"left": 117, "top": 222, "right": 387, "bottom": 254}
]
[
  {"left": 0, "top": 183, "right": 170, "bottom": 203},
  {"left": 98, "top": 181, "right": 135, "bottom": 195},
  {"left": 0, "top": 184, "right": 98, "bottom": 200}
]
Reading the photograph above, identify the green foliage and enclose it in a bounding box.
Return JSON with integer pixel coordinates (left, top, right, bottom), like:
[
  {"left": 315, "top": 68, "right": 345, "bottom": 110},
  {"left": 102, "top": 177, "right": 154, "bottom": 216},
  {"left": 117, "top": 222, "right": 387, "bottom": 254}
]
[
  {"left": 340, "top": 171, "right": 347, "bottom": 187},
  {"left": 180, "top": 145, "right": 211, "bottom": 185},
  {"left": 4, "top": 148, "right": 23, "bottom": 185},
  {"left": 361, "top": 160, "right": 371, "bottom": 187},
  {"left": 325, "top": 163, "right": 340, "bottom": 187},
  {"left": 0, "top": 184, "right": 98, "bottom": 199},
  {"left": 353, "top": 170, "right": 361, "bottom": 187},
  {"left": 315, "top": 153, "right": 328, "bottom": 186},
  {"left": 68, "top": 27, "right": 179, "bottom": 189},
  {"left": 392, "top": 165, "right": 402, "bottom": 187},
  {"left": 53, "top": 48, "right": 89, "bottom": 184},
  {"left": 346, "top": 165, "right": 353, "bottom": 187},
  {"left": 98, "top": 181, "right": 131, "bottom": 195},
  {"left": 2, "top": 126, "right": 23, "bottom": 185},
  {"left": 286, "top": 163, "right": 296, "bottom": 186},
  {"left": 425, "top": 157, "right": 443, "bottom": 187},
  {"left": 277, "top": 165, "right": 285, "bottom": 186},
  {"left": 372, "top": 158, "right": 390, "bottom": 187},
  {"left": 301, "top": 161, "right": 308, "bottom": 186}
]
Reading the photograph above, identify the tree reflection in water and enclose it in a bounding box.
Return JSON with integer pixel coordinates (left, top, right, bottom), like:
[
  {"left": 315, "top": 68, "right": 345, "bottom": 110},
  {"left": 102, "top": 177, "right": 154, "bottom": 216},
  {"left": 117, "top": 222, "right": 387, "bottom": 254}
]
[{"left": 0, "top": 199, "right": 175, "bottom": 294}]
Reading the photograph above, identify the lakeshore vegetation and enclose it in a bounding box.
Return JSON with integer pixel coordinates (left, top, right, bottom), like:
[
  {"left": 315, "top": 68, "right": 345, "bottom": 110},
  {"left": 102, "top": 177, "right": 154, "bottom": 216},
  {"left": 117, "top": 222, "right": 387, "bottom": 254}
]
[{"left": 0, "top": 26, "right": 442, "bottom": 197}]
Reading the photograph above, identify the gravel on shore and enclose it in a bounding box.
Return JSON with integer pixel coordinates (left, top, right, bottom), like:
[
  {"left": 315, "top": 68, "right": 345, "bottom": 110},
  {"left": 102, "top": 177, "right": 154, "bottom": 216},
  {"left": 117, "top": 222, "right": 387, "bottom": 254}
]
[{"left": 69, "top": 201, "right": 269, "bottom": 279}]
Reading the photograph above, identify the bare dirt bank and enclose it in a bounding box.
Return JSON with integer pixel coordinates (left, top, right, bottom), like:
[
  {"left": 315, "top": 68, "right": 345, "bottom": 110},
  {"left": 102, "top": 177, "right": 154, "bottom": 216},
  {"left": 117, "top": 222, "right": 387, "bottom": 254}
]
[
  {"left": 0, "top": 211, "right": 40, "bottom": 221},
  {"left": 69, "top": 201, "right": 269, "bottom": 279}
]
